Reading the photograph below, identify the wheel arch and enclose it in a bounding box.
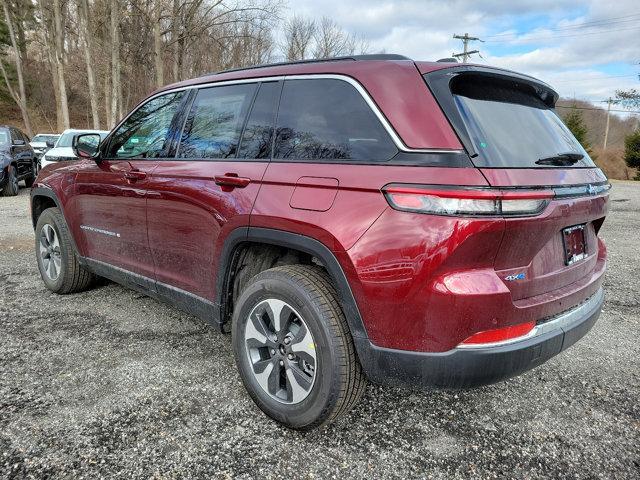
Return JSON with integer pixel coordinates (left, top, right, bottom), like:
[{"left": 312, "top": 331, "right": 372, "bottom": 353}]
[
  {"left": 217, "top": 227, "right": 369, "bottom": 342},
  {"left": 30, "top": 187, "right": 81, "bottom": 256}
]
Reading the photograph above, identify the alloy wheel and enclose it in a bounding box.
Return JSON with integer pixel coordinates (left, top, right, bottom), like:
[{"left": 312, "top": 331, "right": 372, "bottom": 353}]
[
  {"left": 244, "top": 298, "right": 317, "bottom": 404},
  {"left": 39, "top": 224, "right": 61, "bottom": 281}
]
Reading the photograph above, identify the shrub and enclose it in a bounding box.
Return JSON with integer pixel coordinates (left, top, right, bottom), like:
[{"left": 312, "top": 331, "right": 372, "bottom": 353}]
[{"left": 623, "top": 130, "right": 640, "bottom": 180}]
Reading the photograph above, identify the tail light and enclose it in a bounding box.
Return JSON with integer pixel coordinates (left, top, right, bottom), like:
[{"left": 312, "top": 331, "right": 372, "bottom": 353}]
[
  {"left": 383, "top": 184, "right": 553, "bottom": 217},
  {"left": 458, "top": 321, "right": 536, "bottom": 347}
]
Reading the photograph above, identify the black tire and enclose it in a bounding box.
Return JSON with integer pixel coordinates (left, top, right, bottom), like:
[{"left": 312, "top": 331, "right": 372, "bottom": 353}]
[
  {"left": 24, "top": 161, "right": 37, "bottom": 188},
  {"left": 232, "top": 264, "right": 366, "bottom": 430},
  {"left": 1, "top": 165, "right": 19, "bottom": 196},
  {"left": 35, "top": 207, "right": 96, "bottom": 294}
]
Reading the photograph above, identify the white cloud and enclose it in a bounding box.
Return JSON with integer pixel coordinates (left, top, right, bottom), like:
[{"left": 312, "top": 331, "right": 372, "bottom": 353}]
[{"left": 282, "top": 0, "right": 640, "bottom": 103}]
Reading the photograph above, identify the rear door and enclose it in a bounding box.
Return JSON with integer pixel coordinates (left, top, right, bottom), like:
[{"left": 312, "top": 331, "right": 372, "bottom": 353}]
[
  {"left": 10, "top": 128, "right": 32, "bottom": 177},
  {"left": 70, "top": 91, "right": 188, "bottom": 281},
  {"left": 145, "top": 81, "right": 278, "bottom": 301},
  {"left": 425, "top": 69, "right": 609, "bottom": 301}
]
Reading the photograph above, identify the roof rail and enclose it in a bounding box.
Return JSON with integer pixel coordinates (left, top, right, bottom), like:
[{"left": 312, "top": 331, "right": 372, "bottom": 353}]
[{"left": 204, "top": 54, "right": 412, "bottom": 77}]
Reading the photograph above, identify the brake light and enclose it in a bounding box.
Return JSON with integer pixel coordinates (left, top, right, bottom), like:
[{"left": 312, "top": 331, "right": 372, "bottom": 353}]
[
  {"left": 383, "top": 185, "right": 553, "bottom": 217},
  {"left": 459, "top": 321, "right": 536, "bottom": 346}
]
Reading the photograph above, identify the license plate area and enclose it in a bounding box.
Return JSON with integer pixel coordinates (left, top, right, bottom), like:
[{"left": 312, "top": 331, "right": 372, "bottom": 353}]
[{"left": 562, "top": 224, "right": 587, "bottom": 265}]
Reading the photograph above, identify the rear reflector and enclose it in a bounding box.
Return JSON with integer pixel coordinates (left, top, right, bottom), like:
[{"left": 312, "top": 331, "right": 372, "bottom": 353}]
[
  {"left": 459, "top": 321, "right": 536, "bottom": 347},
  {"left": 383, "top": 184, "right": 553, "bottom": 217}
]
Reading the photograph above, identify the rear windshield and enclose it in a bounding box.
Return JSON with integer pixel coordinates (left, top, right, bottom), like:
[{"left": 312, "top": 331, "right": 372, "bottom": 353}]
[
  {"left": 32, "top": 134, "right": 59, "bottom": 144},
  {"left": 450, "top": 76, "right": 595, "bottom": 168}
]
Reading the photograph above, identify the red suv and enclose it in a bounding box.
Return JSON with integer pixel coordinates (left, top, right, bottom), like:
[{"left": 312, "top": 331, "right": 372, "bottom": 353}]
[{"left": 31, "top": 55, "right": 608, "bottom": 429}]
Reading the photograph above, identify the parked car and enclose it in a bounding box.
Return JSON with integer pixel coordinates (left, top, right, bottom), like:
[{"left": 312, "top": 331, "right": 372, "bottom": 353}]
[
  {"left": 30, "top": 55, "right": 609, "bottom": 430},
  {"left": 30, "top": 133, "right": 60, "bottom": 164},
  {"left": 40, "top": 129, "right": 109, "bottom": 169},
  {"left": 0, "top": 125, "right": 37, "bottom": 196}
]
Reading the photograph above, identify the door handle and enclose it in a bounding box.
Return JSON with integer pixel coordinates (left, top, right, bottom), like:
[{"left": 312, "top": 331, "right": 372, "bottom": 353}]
[
  {"left": 123, "top": 169, "right": 147, "bottom": 181},
  {"left": 214, "top": 173, "right": 251, "bottom": 190}
]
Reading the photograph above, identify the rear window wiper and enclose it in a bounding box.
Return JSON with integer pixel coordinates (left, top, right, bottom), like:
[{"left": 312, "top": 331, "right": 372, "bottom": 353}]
[{"left": 535, "top": 152, "right": 584, "bottom": 166}]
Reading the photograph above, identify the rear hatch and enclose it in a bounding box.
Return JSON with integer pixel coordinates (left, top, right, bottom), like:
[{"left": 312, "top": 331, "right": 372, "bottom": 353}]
[{"left": 423, "top": 66, "right": 609, "bottom": 302}]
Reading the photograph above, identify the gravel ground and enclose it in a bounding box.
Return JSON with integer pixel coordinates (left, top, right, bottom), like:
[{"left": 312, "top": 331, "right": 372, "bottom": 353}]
[{"left": 1, "top": 181, "right": 639, "bottom": 479}]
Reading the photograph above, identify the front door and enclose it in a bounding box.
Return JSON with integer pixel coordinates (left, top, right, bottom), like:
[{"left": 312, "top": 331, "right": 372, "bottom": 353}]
[
  {"left": 69, "top": 91, "right": 189, "bottom": 281},
  {"left": 145, "top": 81, "right": 279, "bottom": 301}
]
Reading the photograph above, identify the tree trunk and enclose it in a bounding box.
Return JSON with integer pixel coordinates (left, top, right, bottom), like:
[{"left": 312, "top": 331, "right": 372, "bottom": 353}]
[
  {"left": 104, "top": 72, "right": 111, "bottom": 129},
  {"left": 171, "top": 0, "right": 180, "bottom": 82},
  {"left": 53, "top": 0, "right": 70, "bottom": 129},
  {"left": 153, "top": 3, "right": 164, "bottom": 88},
  {"left": 1, "top": 0, "right": 32, "bottom": 136},
  {"left": 78, "top": 0, "right": 100, "bottom": 129},
  {"left": 110, "top": 0, "right": 121, "bottom": 126}
]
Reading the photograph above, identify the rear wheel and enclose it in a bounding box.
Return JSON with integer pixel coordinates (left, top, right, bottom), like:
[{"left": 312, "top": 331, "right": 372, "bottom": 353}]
[
  {"left": 35, "top": 207, "right": 96, "bottom": 293},
  {"left": 232, "top": 265, "right": 366, "bottom": 430},
  {"left": 1, "top": 165, "right": 19, "bottom": 196},
  {"left": 24, "top": 161, "right": 37, "bottom": 188}
]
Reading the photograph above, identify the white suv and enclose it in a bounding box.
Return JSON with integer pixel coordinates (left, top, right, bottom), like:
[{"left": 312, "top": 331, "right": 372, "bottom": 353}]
[{"left": 41, "top": 129, "right": 109, "bottom": 169}]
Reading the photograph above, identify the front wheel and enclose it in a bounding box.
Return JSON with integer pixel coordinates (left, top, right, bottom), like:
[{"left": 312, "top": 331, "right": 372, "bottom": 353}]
[
  {"left": 232, "top": 265, "right": 366, "bottom": 430},
  {"left": 35, "top": 207, "right": 96, "bottom": 293}
]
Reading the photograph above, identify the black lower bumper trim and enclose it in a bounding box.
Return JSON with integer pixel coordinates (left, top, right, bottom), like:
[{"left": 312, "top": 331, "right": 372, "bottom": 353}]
[{"left": 355, "top": 289, "right": 603, "bottom": 389}]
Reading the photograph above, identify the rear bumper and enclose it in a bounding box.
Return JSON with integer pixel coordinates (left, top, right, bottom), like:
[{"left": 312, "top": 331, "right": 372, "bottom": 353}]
[{"left": 355, "top": 287, "right": 604, "bottom": 389}]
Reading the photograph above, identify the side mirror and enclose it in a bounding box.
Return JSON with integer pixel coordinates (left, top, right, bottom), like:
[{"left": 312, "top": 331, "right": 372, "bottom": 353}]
[
  {"left": 46, "top": 141, "right": 55, "bottom": 148},
  {"left": 73, "top": 133, "right": 102, "bottom": 160},
  {"left": 12, "top": 139, "right": 26, "bottom": 146}
]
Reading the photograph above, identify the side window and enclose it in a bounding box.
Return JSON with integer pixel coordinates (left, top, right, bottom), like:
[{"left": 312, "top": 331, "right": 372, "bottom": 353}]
[
  {"left": 178, "top": 83, "right": 256, "bottom": 159},
  {"left": 237, "top": 82, "right": 280, "bottom": 159},
  {"left": 107, "top": 91, "right": 186, "bottom": 158},
  {"left": 9, "top": 128, "right": 19, "bottom": 143},
  {"left": 274, "top": 79, "right": 397, "bottom": 161}
]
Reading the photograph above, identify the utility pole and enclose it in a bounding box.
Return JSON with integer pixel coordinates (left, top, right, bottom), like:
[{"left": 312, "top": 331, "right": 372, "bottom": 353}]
[
  {"left": 603, "top": 97, "right": 614, "bottom": 150},
  {"left": 452, "top": 33, "right": 483, "bottom": 63}
]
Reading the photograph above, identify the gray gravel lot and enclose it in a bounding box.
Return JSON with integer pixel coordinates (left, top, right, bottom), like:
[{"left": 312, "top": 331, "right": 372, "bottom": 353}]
[{"left": 1, "top": 181, "right": 639, "bottom": 479}]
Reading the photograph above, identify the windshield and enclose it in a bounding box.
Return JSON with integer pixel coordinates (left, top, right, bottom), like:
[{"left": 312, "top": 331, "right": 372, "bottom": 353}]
[
  {"left": 450, "top": 77, "right": 595, "bottom": 168},
  {"left": 0, "top": 130, "right": 9, "bottom": 145},
  {"left": 56, "top": 131, "right": 107, "bottom": 148},
  {"left": 32, "top": 134, "right": 59, "bottom": 144}
]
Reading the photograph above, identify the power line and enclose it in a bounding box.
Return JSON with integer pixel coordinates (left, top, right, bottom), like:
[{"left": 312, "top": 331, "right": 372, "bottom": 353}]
[
  {"left": 555, "top": 105, "right": 640, "bottom": 114},
  {"left": 485, "top": 14, "right": 640, "bottom": 38},
  {"left": 552, "top": 74, "right": 640, "bottom": 84},
  {"left": 484, "top": 25, "right": 640, "bottom": 43}
]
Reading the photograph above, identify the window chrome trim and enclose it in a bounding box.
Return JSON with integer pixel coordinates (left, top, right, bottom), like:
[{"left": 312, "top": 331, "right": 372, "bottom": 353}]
[{"left": 108, "top": 74, "right": 464, "bottom": 156}]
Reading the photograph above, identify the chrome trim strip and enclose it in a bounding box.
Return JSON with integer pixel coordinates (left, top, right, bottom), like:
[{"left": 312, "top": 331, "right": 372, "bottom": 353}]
[
  {"left": 109, "top": 74, "right": 464, "bottom": 155},
  {"left": 456, "top": 287, "right": 604, "bottom": 349}
]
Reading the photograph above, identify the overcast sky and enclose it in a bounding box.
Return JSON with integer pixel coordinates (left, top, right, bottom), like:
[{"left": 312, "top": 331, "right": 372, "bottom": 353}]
[{"left": 284, "top": 0, "right": 639, "bottom": 107}]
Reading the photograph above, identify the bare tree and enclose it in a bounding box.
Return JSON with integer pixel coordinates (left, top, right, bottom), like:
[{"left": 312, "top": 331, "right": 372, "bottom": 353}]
[
  {"left": 1, "top": 0, "right": 32, "bottom": 135},
  {"left": 312, "top": 17, "right": 355, "bottom": 59},
  {"left": 78, "top": 0, "right": 100, "bottom": 128},
  {"left": 52, "top": 0, "right": 70, "bottom": 129},
  {"left": 109, "top": 0, "right": 122, "bottom": 126},
  {"left": 281, "top": 15, "right": 315, "bottom": 61}
]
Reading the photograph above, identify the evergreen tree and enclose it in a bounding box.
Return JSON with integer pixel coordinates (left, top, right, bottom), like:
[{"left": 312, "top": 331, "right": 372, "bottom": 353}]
[
  {"left": 624, "top": 129, "right": 640, "bottom": 180},
  {"left": 563, "top": 105, "right": 595, "bottom": 159}
]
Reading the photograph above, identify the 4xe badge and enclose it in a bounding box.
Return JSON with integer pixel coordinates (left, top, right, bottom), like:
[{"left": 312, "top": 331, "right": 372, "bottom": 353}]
[{"left": 504, "top": 273, "right": 526, "bottom": 281}]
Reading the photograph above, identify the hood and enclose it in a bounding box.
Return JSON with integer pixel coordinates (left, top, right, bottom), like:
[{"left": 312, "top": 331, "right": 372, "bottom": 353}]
[
  {"left": 44, "top": 147, "right": 76, "bottom": 159},
  {"left": 31, "top": 141, "right": 48, "bottom": 149}
]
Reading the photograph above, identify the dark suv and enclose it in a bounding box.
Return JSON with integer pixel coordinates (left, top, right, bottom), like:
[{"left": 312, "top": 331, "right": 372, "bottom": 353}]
[
  {"left": 1, "top": 125, "right": 37, "bottom": 196},
  {"left": 31, "top": 55, "right": 608, "bottom": 429}
]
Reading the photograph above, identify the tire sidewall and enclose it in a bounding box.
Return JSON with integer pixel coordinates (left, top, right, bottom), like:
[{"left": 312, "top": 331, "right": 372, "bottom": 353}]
[
  {"left": 35, "top": 210, "right": 69, "bottom": 292},
  {"left": 232, "top": 271, "right": 342, "bottom": 429},
  {"left": 4, "top": 165, "right": 19, "bottom": 195}
]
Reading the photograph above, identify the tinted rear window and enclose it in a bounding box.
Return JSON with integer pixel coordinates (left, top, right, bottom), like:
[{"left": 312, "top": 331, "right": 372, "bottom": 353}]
[
  {"left": 274, "top": 79, "right": 397, "bottom": 162},
  {"left": 450, "top": 76, "right": 595, "bottom": 168}
]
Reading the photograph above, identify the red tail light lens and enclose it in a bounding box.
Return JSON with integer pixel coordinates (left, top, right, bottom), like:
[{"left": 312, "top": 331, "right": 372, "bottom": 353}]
[
  {"left": 383, "top": 185, "right": 553, "bottom": 217},
  {"left": 459, "top": 321, "right": 536, "bottom": 347}
]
